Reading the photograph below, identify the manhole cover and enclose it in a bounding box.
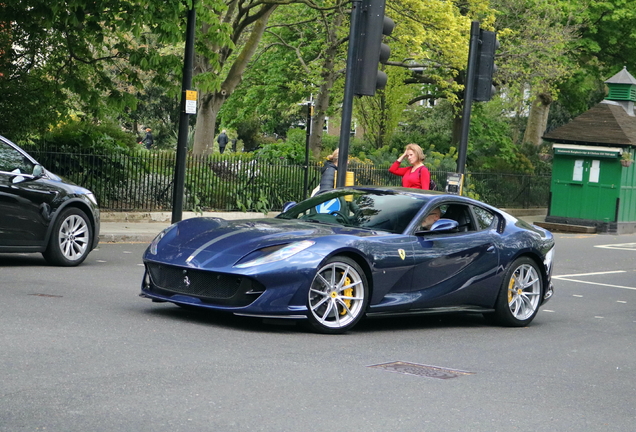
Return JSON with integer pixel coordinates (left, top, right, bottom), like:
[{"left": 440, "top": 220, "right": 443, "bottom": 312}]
[{"left": 368, "top": 361, "right": 474, "bottom": 379}]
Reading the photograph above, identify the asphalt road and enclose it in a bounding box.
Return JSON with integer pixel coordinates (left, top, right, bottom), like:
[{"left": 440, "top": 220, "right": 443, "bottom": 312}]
[{"left": 1, "top": 233, "right": 635, "bottom": 432}]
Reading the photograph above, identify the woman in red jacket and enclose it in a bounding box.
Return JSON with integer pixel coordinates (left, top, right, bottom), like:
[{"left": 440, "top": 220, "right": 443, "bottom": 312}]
[{"left": 388, "top": 143, "right": 430, "bottom": 189}]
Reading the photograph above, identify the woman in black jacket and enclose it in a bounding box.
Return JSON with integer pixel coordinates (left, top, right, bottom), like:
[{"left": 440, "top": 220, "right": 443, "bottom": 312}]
[{"left": 317, "top": 149, "right": 339, "bottom": 194}]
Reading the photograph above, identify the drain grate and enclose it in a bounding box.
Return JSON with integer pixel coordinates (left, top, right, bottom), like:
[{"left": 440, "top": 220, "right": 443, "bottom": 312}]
[
  {"left": 29, "top": 293, "right": 63, "bottom": 298},
  {"left": 368, "top": 361, "right": 474, "bottom": 380}
]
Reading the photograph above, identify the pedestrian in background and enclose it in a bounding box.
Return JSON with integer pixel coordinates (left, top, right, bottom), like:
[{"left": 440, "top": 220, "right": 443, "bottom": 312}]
[
  {"left": 312, "top": 149, "right": 339, "bottom": 196},
  {"left": 389, "top": 143, "right": 431, "bottom": 190},
  {"left": 141, "top": 127, "right": 154, "bottom": 149},
  {"left": 217, "top": 130, "right": 229, "bottom": 154}
]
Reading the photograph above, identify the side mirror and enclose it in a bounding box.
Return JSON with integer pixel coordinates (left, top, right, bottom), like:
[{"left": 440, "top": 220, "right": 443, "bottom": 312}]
[
  {"left": 32, "top": 164, "right": 44, "bottom": 178},
  {"left": 430, "top": 218, "right": 459, "bottom": 232},
  {"left": 416, "top": 218, "right": 459, "bottom": 234},
  {"left": 282, "top": 201, "right": 297, "bottom": 212}
]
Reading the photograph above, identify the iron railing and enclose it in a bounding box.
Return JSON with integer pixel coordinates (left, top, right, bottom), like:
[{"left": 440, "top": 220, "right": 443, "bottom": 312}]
[{"left": 24, "top": 148, "right": 550, "bottom": 212}]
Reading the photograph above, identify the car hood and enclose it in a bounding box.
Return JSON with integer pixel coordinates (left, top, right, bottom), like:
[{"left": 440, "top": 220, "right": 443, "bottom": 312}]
[{"left": 146, "top": 217, "right": 385, "bottom": 268}]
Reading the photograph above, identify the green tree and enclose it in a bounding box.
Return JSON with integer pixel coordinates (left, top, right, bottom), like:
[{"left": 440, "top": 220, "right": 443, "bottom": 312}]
[
  {"left": 489, "top": 0, "right": 581, "bottom": 147},
  {"left": 355, "top": 66, "right": 414, "bottom": 148},
  {"left": 0, "top": 0, "right": 190, "bottom": 140},
  {"left": 551, "top": 0, "right": 636, "bottom": 128}
]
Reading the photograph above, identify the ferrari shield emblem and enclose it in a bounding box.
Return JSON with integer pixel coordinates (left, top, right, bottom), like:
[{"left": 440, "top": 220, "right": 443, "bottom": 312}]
[{"left": 398, "top": 249, "right": 406, "bottom": 260}]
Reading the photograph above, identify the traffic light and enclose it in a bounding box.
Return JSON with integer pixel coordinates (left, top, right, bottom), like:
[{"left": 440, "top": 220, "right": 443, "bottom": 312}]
[
  {"left": 353, "top": 0, "right": 395, "bottom": 96},
  {"left": 472, "top": 29, "right": 499, "bottom": 102}
]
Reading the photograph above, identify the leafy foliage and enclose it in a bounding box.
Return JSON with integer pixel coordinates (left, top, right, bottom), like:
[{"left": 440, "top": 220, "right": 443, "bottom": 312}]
[
  {"left": 255, "top": 128, "right": 307, "bottom": 164},
  {"left": 36, "top": 121, "right": 137, "bottom": 153},
  {"left": 0, "top": 0, "right": 190, "bottom": 139}
]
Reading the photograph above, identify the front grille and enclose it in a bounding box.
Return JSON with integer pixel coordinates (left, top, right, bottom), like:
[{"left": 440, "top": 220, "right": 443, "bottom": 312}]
[{"left": 145, "top": 263, "right": 263, "bottom": 307}]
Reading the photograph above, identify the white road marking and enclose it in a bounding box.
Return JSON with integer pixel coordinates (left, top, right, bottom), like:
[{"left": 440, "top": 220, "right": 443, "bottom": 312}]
[
  {"left": 555, "top": 271, "right": 626, "bottom": 278},
  {"left": 595, "top": 243, "right": 636, "bottom": 250},
  {"left": 554, "top": 277, "right": 636, "bottom": 291}
]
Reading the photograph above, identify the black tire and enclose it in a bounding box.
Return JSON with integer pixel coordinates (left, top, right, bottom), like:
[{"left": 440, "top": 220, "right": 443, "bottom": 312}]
[
  {"left": 306, "top": 256, "right": 369, "bottom": 334},
  {"left": 42, "top": 207, "right": 93, "bottom": 266},
  {"left": 489, "top": 257, "right": 543, "bottom": 327}
]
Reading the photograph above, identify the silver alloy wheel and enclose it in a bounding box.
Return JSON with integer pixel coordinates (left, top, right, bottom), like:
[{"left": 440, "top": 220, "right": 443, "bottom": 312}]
[
  {"left": 507, "top": 263, "right": 542, "bottom": 320},
  {"left": 57, "top": 214, "right": 90, "bottom": 261},
  {"left": 309, "top": 261, "right": 365, "bottom": 330}
]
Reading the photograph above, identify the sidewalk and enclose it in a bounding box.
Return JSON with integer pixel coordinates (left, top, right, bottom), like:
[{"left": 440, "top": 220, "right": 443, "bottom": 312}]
[
  {"left": 99, "top": 209, "right": 548, "bottom": 244},
  {"left": 99, "top": 211, "right": 280, "bottom": 243}
]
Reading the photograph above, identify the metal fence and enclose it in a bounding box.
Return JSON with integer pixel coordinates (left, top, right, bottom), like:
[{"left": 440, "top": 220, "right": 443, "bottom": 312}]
[{"left": 25, "top": 148, "right": 550, "bottom": 212}]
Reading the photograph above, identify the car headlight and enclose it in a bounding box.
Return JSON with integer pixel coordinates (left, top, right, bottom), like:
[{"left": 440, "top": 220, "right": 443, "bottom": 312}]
[
  {"left": 86, "top": 192, "right": 98, "bottom": 206},
  {"left": 235, "top": 240, "right": 315, "bottom": 268},
  {"left": 149, "top": 224, "right": 176, "bottom": 255}
]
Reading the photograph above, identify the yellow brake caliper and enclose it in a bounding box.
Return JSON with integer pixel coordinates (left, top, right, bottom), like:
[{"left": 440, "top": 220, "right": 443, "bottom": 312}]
[
  {"left": 340, "top": 275, "right": 353, "bottom": 315},
  {"left": 508, "top": 274, "right": 517, "bottom": 303}
]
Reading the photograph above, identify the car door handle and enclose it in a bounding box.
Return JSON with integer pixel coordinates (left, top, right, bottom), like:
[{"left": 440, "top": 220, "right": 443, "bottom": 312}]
[{"left": 486, "top": 245, "right": 496, "bottom": 253}]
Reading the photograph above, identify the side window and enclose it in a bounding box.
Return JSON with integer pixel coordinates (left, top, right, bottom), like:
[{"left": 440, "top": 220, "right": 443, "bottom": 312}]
[
  {"left": 472, "top": 206, "right": 496, "bottom": 230},
  {"left": 442, "top": 204, "right": 475, "bottom": 232},
  {"left": 416, "top": 204, "right": 448, "bottom": 231},
  {"left": 0, "top": 142, "right": 34, "bottom": 174}
]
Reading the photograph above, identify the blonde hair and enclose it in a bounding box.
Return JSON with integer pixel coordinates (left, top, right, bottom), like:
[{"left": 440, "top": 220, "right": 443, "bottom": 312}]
[
  {"left": 405, "top": 143, "right": 425, "bottom": 161},
  {"left": 326, "top": 149, "right": 339, "bottom": 161}
]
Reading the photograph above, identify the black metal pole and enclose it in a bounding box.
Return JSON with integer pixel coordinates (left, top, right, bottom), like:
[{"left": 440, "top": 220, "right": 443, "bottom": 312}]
[
  {"left": 457, "top": 21, "right": 480, "bottom": 175},
  {"left": 303, "top": 102, "right": 311, "bottom": 199},
  {"left": 336, "top": 0, "right": 362, "bottom": 187},
  {"left": 171, "top": 2, "right": 196, "bottom": 224}
]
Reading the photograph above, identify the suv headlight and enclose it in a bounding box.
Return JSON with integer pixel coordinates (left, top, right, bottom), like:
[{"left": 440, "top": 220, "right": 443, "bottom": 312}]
[{"left": 86, "top": 192, "right": 98, "bottom": 206}]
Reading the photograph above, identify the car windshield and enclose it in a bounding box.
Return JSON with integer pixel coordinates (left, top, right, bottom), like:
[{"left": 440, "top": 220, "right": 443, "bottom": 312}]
[{"left": 277, "top": 189, "right": 429, "bottom": 234}]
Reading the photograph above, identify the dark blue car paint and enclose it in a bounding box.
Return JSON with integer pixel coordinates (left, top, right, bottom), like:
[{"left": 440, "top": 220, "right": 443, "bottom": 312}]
[{"left": 141, "top": 187, "right": 554, "bottom": 321}]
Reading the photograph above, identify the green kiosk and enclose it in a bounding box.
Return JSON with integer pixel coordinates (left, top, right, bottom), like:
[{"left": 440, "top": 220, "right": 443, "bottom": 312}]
[{"left": 542, "top": 67, "right": 636, "bottom": 234}]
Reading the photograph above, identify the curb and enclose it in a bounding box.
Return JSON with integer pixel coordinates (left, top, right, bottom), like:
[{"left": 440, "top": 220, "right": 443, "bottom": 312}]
[{"left": 100, "top": 211, "right": 279, "bottom": 223}]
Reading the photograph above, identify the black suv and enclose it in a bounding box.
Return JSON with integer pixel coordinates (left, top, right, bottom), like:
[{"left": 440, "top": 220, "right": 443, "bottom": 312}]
[{"left": 0, "top": 135, "right": 100, "bottom": 266}]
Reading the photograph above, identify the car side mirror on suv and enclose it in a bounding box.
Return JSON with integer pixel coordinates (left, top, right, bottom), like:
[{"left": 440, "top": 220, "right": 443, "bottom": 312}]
[
  {"left": 32, "top": 164, "right": 44, "bottom": 178},
  {"left": 10, "top": 164, "right": 44, "bottom": 184}
]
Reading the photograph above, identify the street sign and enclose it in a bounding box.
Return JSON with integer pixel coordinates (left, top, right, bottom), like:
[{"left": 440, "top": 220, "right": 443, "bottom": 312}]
[
  {"left": 316, "top": 198, "right": 341, "bottom": 214},
  {"left": 185, "top": 90, "right": 197, "bottom": 114}
]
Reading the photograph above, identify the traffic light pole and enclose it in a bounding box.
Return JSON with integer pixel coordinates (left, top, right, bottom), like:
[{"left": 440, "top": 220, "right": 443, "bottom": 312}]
[
  {"left": 457, "top": 21, "right": 480, "bottom": 175},
  {"left": 303, "top": 101, "right": 311, "bottom": 199},
  {"left": 336, "top": 0, "right": 362, "bottom": 187}
]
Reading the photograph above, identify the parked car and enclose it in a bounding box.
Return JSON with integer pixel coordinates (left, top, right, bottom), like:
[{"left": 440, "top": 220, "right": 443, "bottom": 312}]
[
  {"left": 140, "top": 187, "right": 555, "bottom": 333},
  {"left": 0, "top": 134, "right": 100, "bottom": 266}
]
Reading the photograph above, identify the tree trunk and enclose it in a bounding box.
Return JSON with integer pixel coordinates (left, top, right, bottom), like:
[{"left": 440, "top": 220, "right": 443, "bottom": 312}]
[
  {"left": 309, "top": 61, "right": 338, "bottom": 159},
  {"left": 308, "top": 13, "right": 343, "bottom": 159},
  {"left": 194, "top": 93, "right": 224, "bottom": 155},
  {"left": 451, "top": 111, "right": 462, "bottom": 149},
  {"left": 192, "top": 5, "right": 277, "bottom": 155},
  {"left": 523, "top": 92, "right": 552, "bottom": 146}
]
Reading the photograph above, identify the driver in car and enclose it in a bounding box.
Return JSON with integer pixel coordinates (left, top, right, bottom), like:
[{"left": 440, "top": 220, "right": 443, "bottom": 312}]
[{"left": 421, "top": 207, "right": 442, "bottom": 230}]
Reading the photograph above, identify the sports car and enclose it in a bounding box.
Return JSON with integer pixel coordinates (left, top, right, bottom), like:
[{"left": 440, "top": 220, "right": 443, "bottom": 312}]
[{"left": 140, "top": 187, "right": 555, "bottom": 334}]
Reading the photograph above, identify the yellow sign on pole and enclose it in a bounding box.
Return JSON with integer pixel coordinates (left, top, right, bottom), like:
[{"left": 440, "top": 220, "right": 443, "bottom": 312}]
[{"left": 185, "top": 90, "right": 197, "bottom": 114}]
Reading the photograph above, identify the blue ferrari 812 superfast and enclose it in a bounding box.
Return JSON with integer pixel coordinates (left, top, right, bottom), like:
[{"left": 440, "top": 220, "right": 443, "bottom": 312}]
[{"left": 140, "top": 187, "right": 555, "bottom": 333}]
